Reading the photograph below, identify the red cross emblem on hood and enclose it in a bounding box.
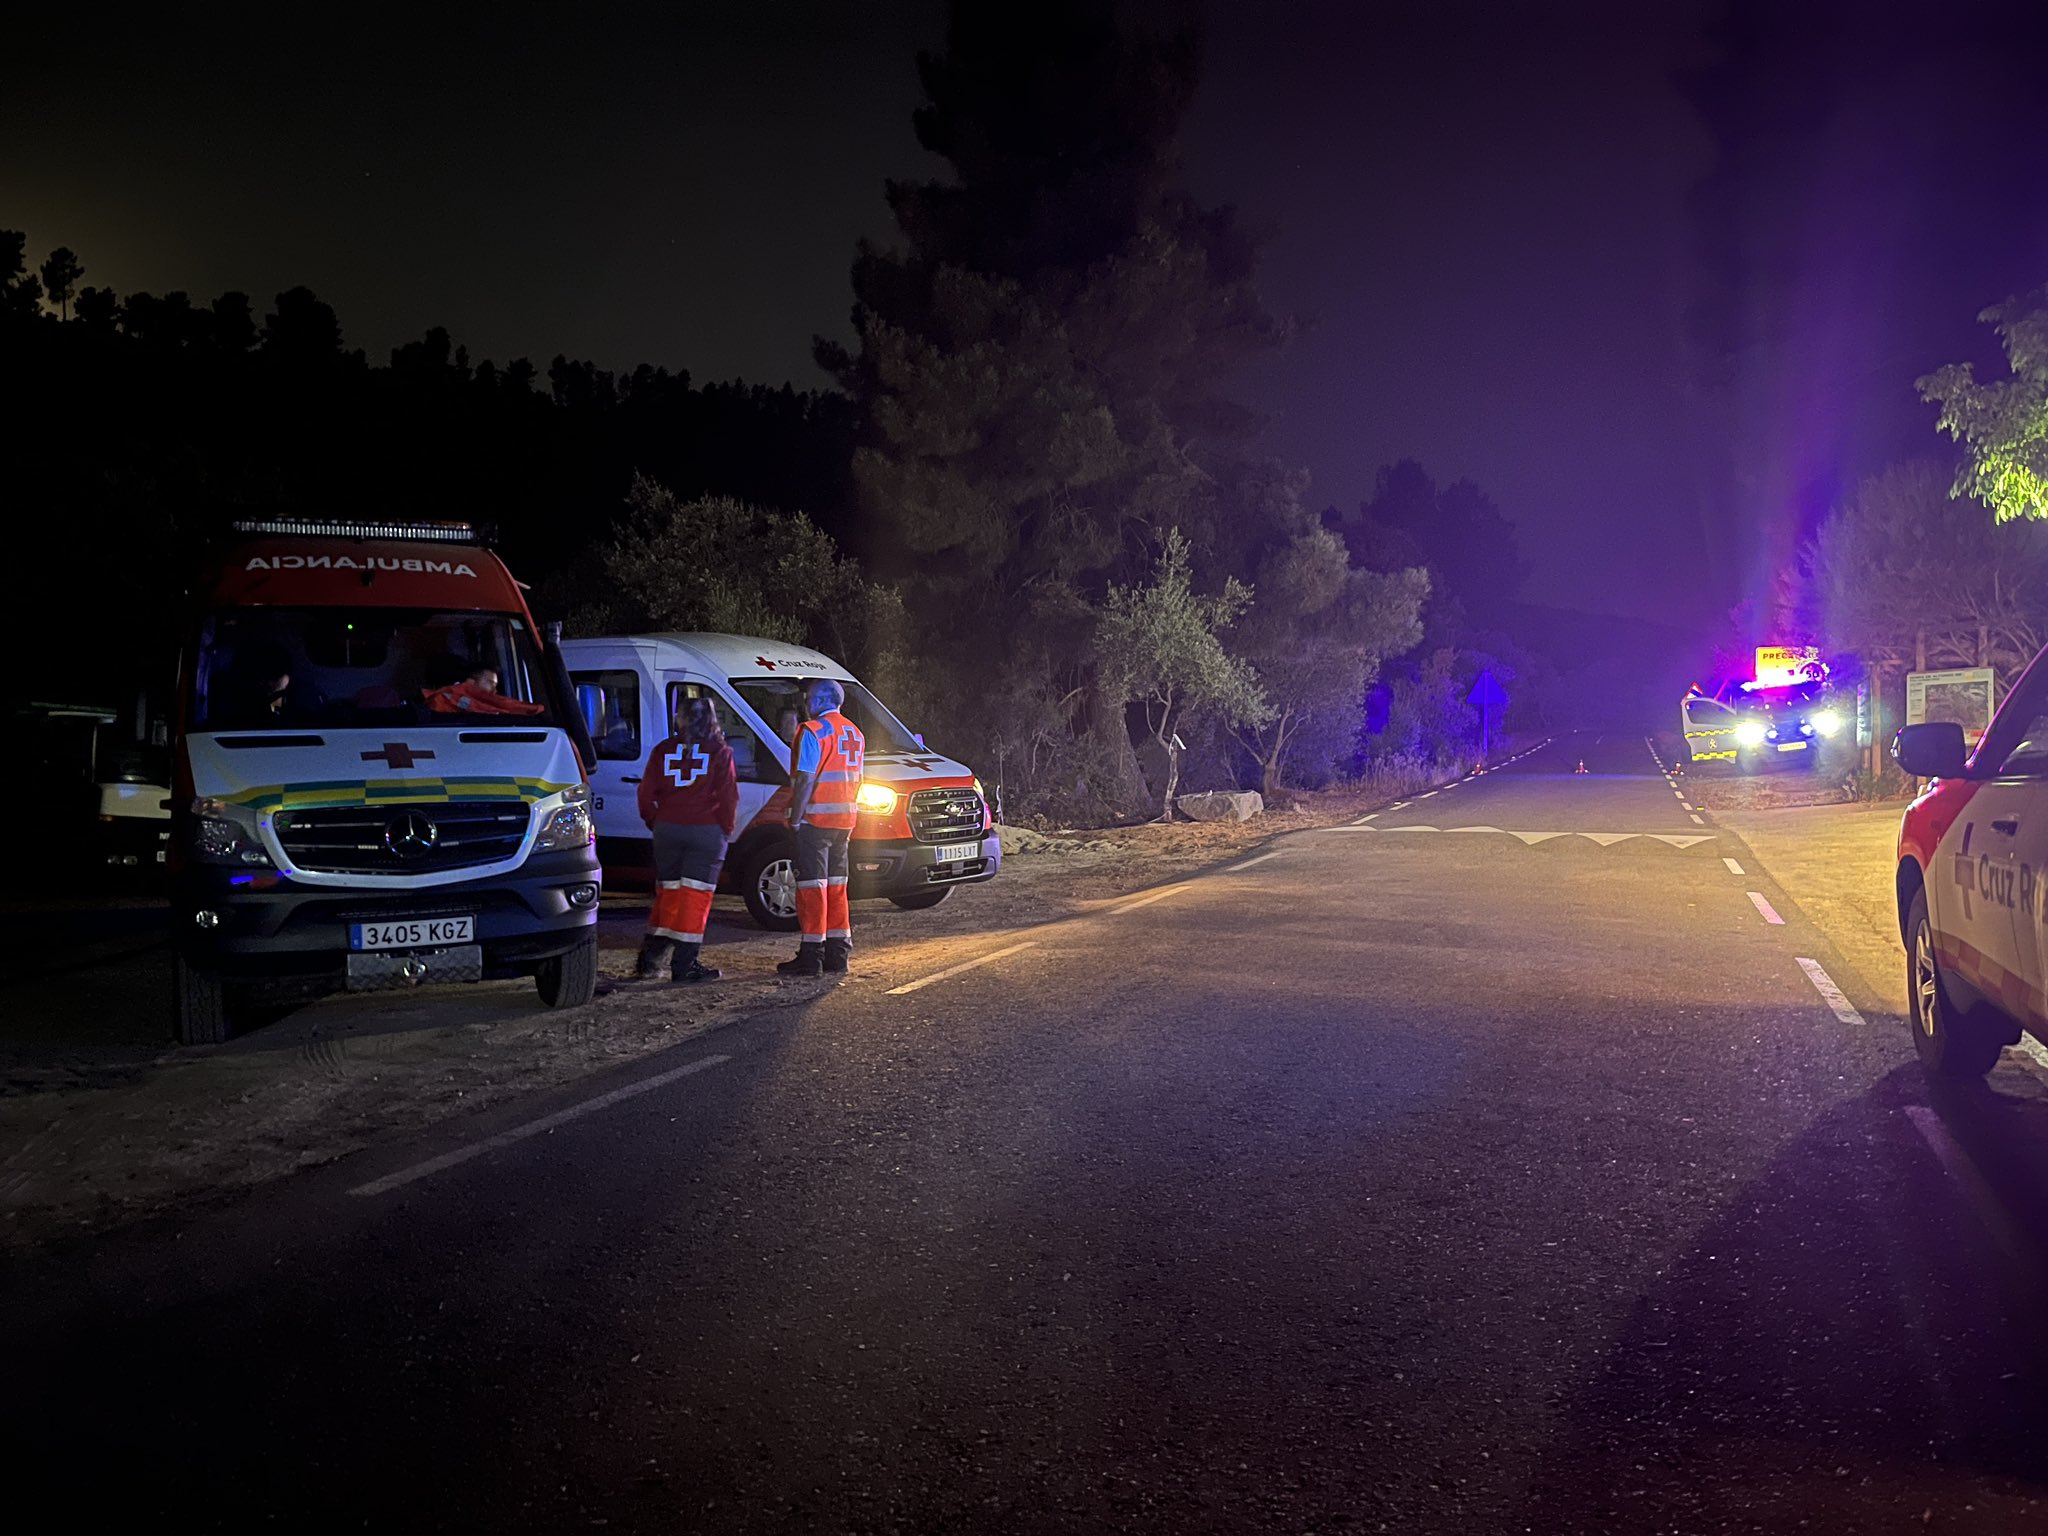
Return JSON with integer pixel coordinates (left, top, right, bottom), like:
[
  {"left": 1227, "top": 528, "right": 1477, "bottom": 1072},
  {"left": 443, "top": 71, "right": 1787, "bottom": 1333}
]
[{"left": 362, "top": 742, "right": 436, "bottom": 769}]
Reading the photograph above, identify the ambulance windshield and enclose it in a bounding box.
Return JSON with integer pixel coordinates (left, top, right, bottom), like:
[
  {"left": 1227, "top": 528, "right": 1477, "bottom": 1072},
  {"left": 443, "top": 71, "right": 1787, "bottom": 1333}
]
[
  {"left": 730, "top": 677, "right": 923, "bottom": 756},
  {"left": 191, "top": 607, "right": 558, "bottom": 730}
]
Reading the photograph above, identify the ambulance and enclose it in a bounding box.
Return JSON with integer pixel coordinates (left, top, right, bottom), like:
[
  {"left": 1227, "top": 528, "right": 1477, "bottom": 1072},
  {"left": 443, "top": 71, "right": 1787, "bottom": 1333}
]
[
  {"left": 559, "top": 633, "right": 999, "bottom": 928},
  {"left": 168, "top": 518, "right": 602, "bottom": 1045},
  {"left": 1897, "top": 638, "right": 2048, "bottom": 1078}
]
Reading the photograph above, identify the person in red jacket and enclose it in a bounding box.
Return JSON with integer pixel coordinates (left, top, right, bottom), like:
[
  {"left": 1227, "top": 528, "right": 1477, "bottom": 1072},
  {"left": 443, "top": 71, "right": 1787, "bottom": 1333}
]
[
  {"left": 422, "top": 666, "right": 547, "bottom": 717},
  {"left": 634, "top": 695, "right": 739, "bottom": 982}
]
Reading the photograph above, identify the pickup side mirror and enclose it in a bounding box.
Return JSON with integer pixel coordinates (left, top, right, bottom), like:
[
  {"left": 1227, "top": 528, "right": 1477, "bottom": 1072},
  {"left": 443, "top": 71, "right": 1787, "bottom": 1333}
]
[{"left": 1893, "top": 721, "right": 1969, "bottom": 779}]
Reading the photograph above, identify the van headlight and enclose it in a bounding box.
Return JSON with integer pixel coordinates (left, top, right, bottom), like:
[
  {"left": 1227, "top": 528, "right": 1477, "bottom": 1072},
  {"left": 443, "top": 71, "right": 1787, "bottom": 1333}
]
[
  {"left": 856, "top": 782, "right": 899, "bottom": 815},
  {"left": 190, "top": 797, "right": 276, "bottom": 867},
  {"left": 1811, "top": 708, "right": 1843, "bottom": 737},
  {"left": 534, "top": 783, "right": 594, "bottom": 851},
  {"left": 1734, "top": 720, "right": 1768, "bottom": 748}
]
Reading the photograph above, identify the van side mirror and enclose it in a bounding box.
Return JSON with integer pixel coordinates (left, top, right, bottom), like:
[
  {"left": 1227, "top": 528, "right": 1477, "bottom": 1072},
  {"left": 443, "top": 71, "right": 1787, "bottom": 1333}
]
[{"left": 1893, "top": 721, "right": 1969, "bottom": 779}]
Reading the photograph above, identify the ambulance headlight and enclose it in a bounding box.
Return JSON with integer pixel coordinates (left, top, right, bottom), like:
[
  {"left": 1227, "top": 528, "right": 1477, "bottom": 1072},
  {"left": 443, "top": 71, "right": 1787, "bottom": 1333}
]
[
  {"left": 856, "top": 782, "right": 899, "bottom": 816},
  {"left": 533, "top": 783, "right": 595, "bottom": 851},
  {"left": 190, "top": 797, "right": 275, "bottom": 867},
  {"left": 1811, "top": 708, "right": 1843, "bottom": 737},
  {"left": 1734, "top": 720, "right": 1768, "bottom": 749}
]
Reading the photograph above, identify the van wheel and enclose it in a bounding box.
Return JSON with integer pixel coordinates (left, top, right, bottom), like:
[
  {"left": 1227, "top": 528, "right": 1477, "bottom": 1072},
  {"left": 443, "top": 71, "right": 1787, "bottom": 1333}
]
[
  {"left": 537, "top": 933, "right": 598, "bottom": 1008},
  {"left": 739, "top": 838, "right": 801, "bottom": 932},
  {"left": 1907, "top": 889, "right": 2005, "bottom": 1079},
  {"left": 174, "top": 954, "right": 232, "bottom": 1046},
  {"left": 889, "top": 888, "right": 951, "bottom": 911}
]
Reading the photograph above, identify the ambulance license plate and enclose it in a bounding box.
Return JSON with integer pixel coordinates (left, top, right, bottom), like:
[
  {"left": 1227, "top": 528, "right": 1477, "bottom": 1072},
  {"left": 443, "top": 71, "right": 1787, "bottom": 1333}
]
[
  {"left": 1776, "top": 741, "right": 1808, "bottom": 752},
  {"left": 934, "top": 842, "right": 980, "bottom": 864},
  {"left": 351, "top": 916, "right": 475, "bottom": 950}
]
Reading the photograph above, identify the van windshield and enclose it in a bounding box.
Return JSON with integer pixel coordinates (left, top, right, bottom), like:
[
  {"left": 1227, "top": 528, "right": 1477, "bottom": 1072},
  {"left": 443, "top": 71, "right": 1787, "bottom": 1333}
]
[
  {"left": 192, "top": 607, "right": 557, "bottom": 730},
  {"left": 730, "top": 677, "right": 923, "bottom": 756}
]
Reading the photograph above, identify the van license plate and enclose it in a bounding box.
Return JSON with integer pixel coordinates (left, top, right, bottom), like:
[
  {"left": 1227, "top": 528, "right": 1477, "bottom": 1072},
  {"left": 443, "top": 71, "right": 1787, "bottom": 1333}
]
[
  {"left": 1776, "top": 741, "right": 1808, "bottom": 752},
  {"left": 351, "top": 916, "right": 476, "bottom": 950},
  {"left": 934, "top": 842, "right": 980, "bottom": 864}
]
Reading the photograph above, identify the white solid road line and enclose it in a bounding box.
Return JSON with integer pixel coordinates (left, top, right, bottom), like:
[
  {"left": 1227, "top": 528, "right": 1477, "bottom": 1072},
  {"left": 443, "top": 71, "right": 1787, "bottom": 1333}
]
[
  {"left": 887, "top": 940, "right": 1038, "bottom": 995},
  {"left": 1795, "top": 957, "right": 1865, "bottom": 1025},
  {"left": 1108, "top": 884, "right": 1190, "bottom": 916},
  {"left": 1228, "top": 849, "right": 1289, "bottom": 871},
  {"left": 349, "top": 1053, "right": 734, "bottom": 1197},
  {"left": 1723, "top": 857, "right": 1745, "bottom": 876},
  {"left": 1352, "top": 813, "right": 1378, "bottom": 824},
  {"left": 1748, "top": 891, "right": 1786, "bottom": 925}
]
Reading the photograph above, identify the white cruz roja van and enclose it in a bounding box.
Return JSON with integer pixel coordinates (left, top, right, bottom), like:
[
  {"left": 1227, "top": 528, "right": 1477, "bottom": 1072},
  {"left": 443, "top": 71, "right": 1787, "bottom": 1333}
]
[
  {"left": 559, "top": 634, "right": 999, "bottom": 928},
  {"left": 168, "top": 518, "right": 603, "bottom": 1045}
]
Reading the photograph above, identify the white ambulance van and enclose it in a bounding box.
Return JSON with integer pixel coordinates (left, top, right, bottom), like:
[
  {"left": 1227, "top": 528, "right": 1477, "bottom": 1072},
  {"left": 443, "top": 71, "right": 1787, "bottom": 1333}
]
[
  {"left": 168, "top": 518, "right": 603, "bottom": 1044},
  {"left": 560, "top": 633, "right": 999, "bottom": 928}
]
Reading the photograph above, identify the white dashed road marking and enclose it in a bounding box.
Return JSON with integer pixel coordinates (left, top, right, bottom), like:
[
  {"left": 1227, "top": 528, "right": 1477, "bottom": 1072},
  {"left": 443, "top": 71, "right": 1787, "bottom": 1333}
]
[
  {"left": 1690, "top": 814, "right": 1706, "bottom": 825},
  {"left": 1108, "top": 884, "right": 1190, "bottom": 916},
  {"left": 1905, "top": 1105, "right": 2028, "bottom": 1261},
  {"left": 1748, "top": 891, "right": 1785, "bottom": 925},
  {"left": 1227, "top": 850, "right": 1288, "bottom": 871},
  {"left": 349, "top": 1053, "right": 733, "bottom": 1197},
  {"left": 1723, "top": 857, "right": 1745, "bottom": 876},
  {"left": 887, "top": 940, "right": 1039, "bottom": 995},
  {"left": 1795, "top": 957, "right": 1864, "bottom": 1024}
]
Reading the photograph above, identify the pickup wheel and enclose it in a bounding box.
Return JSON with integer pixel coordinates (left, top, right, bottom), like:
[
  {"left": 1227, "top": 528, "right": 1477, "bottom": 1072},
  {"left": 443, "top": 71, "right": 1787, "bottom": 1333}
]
[
  {"left": 889, "top": 888, "right": 952, "bottom": 911},
  {"left": 173, "top": 953, "right": 232, "bottom": 1046},
  {"left": 536, "top": 933, "right": 598, "bottom": 1009},
  {"left": 738, "top": 837, "right": 801, "bottom": 932},
  {"left": 1907, "top": 889, "right": 2005, "bottom": 1079}
]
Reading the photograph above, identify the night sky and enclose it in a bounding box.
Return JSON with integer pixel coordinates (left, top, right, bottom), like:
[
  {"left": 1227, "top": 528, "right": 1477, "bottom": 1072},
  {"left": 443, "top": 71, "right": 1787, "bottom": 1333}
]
[{"left": 7, "top": 1, "right": 2047, "bottom": 633}]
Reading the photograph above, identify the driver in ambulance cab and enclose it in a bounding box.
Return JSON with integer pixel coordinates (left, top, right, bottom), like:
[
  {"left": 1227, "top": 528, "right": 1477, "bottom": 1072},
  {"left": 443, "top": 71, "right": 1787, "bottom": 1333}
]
[{"left": 778, "top": 679, "right": 864, "bottom": 978}]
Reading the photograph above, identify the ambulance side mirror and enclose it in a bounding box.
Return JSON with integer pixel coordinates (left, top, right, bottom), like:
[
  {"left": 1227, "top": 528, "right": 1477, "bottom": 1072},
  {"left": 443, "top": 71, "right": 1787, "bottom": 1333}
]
[{"left": 1893, "top": 722, "right": 1968, "bottom": 779}]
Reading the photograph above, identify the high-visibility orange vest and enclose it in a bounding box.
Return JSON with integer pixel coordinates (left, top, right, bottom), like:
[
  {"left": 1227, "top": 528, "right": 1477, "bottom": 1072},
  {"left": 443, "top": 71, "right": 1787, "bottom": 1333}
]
[{"left": 797, "top": 710, "right": 864, "bottom": 829}]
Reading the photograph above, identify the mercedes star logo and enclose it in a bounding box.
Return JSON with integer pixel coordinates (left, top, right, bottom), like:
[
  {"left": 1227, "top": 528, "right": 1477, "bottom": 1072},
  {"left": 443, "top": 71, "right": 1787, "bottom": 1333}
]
[{"left": 384, "top": 809, "right": 441, "bottom": 859}]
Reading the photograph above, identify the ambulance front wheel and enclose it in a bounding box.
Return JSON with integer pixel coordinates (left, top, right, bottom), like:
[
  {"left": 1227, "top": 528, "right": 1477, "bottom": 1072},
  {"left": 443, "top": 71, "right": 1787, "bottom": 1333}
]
[
  {"left": 173, "top": 953, "right": 232, "bottom": 1046},
  {"left": 889, "top": 888, "right": 951, "bottom": 911},
  {"left": 738, "top": 839, "right": 801, "bottom": 932},
  {"left": 536, "top": 933, "right": 598, "bottom": 1009},
  {"left": 1907, "top": 889, "right": 2006, "bottom": 1080}
]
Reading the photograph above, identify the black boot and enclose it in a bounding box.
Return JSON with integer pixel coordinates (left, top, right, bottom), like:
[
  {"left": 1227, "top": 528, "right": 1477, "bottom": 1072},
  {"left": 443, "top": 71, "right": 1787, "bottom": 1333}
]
[
  {"left": 634, "top": 936, "right": 675, "bottom": 982},
  {"left": 776, "top": 943, "right": 824, "bottom": 977},
  {"left": 821, "top": 938, "right": 851, "bottom": 974},
  {"left": 671, "top": 941, "right": 721, "bottom": 983}
]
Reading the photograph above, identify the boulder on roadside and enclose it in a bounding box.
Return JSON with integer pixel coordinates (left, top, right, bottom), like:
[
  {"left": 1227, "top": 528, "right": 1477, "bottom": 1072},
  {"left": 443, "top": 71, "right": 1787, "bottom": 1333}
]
[{"left": 1177, "top": 790, "right": 1264, "bottom": 822}]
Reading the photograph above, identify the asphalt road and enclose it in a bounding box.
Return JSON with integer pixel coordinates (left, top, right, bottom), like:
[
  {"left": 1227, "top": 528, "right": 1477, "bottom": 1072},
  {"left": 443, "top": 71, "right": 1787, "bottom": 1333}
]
[{"left": 11, "top": 732, "right": 2048, "bottom": 1533}]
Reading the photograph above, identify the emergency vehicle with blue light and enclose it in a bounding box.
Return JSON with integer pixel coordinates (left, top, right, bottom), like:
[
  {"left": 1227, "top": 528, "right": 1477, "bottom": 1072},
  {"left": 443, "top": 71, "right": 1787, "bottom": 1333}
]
[
  {"left": 1680, "top": 646, "right": 1842, "bottom": 771},
  {"left": 167, "top": 518, "right": 602, "bottom": 1044},
  {"left": 1896, "top": 640, "right": 2048, "bottom": 1076},
  {"left": 561, "top": 633, "right": 999, "bottom": 929}
]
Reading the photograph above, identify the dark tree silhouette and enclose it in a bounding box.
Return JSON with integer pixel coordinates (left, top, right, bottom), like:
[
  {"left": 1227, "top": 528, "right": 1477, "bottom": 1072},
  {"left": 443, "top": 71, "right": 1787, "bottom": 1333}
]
[{"left": 38, "top": 246, "right": 82, "bottom": 320}]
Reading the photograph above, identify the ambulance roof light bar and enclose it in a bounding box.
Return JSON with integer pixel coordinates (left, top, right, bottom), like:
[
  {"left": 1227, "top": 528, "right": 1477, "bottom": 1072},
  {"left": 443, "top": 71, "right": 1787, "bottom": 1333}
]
[{"left": 229, "top": 517, "right": 483, "bottom": 544}]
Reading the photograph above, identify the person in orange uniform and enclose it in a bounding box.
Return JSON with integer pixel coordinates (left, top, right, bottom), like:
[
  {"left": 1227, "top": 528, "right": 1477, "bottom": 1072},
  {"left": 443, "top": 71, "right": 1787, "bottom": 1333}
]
[
  {"left": 778, "top": 678, "right": 864, "bottom": 977},
  {"left": 423, "top": 665, "right": 547, "bottom": 717},
  {"left": 635, "top": 696, "right": 738, "bottom": 983}
]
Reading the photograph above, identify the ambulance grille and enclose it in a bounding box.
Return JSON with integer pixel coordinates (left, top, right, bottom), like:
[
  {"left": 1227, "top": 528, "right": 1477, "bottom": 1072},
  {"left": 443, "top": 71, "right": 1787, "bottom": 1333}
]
[
  {"left": 274, "top": 801, "right": 531, "bottom": 874},
  {"left": 907, "top": 787, "right": 984, "bottom": 844}
]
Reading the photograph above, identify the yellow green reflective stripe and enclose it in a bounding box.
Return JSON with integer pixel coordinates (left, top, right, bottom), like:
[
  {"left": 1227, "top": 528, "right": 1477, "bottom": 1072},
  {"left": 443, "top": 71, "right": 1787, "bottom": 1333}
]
[{"left": 224, "top": 776, "right": 576, "bottom": 812}]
